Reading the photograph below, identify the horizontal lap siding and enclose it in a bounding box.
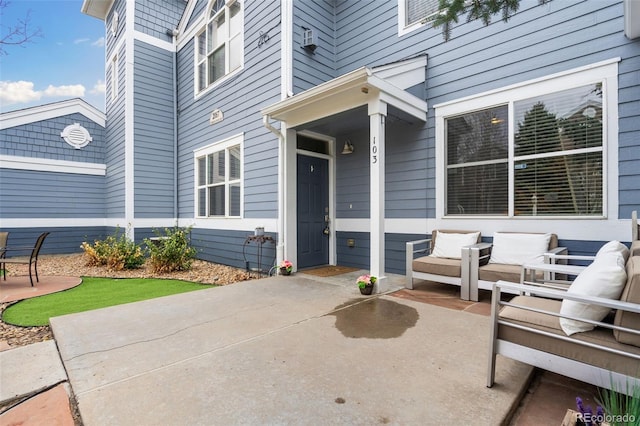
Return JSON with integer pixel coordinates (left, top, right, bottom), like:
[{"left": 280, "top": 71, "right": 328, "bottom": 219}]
[
  {"left": 134, "top": 40, "right": 175, "bottom": 218},
  {"left": 191, "top": 228, "right": 277, "bottom": 271},
  {"left": 2, "top": 227, "right": 108, "bottom": 255},
  {"left": 0, "top": 169, "right": 105, "bottom": 218},
  {"left": 105, "top": 41, "right": 127, "bottom": 218},
  {"left": 177, "top": 1, "right": 281, "bottom": 222},
  {"left": 292, "top": 0, "right": 336, "bottom": 92}
]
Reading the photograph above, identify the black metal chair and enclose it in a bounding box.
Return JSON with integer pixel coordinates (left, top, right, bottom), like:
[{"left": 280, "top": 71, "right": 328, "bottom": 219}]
[
  {"left": 0, "top": 231, "right": 7, "bottom": 280},
  {"left": 2, "top": 232, "right": 49, "bottom": 286}
]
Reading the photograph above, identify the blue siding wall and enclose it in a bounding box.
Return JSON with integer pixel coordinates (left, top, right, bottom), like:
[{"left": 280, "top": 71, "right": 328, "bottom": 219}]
[
  {"left": 105, "top": 41, "right": 127, "bottom": 218},
  {"left": 191, "top": 228, "right": 277, "bottom": 271},
  {"left": 133, "top": 40, "right": 176, "bottom": 218},
  {"left": 0, "top": 108, "right": 106, "bottom": 236},
  {"left": 106, "top": 0, "right": 127, "bottom": 60},
  {"left": 134, "top": 0, "right": 185, "bottom": 41},
  {"left": 0, "top": 113, "right": 104, "bottom": 163},
  {"left": 0, "top": 169, "right": 105, "bottom": 218},
  {"left": 292, "top": 0, "right": 337, "bottom": 93},
  {"left": 176, "top": 0, "right": 281, "bottom": 221},
  {"left": 2, "top": 227, "right": 108, "bottom": 255}
]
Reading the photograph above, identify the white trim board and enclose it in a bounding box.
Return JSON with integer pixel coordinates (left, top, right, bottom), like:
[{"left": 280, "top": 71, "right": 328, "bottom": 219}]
[
  {"left": 0, "top": 98, "right": 105, "bottom": 130},
  {"left": 0, "top": 155, "right": 106, "bottom": 176}
]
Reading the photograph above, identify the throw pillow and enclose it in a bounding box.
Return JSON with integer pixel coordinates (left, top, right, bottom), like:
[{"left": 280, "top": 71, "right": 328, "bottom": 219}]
[
  {"left": 596, "top": 240, "right": 630, "bottom": 263},
  {"left": 430, "top": 232, "right": 480, "bottom": 259},
  {"left": 559, "top": 252, "right": 628, "bottom": 336},
  {"left": 488, "top": 233, "right": 552, "bottom": 265}
]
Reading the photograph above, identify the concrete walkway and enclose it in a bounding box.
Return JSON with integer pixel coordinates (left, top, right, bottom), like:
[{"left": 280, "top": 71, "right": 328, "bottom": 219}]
[{"left": 42, "top": 271, "right": 531, "bottom": 425}]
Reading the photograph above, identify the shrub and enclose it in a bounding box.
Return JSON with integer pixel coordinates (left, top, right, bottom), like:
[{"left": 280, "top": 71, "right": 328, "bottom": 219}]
[
  {"left": 144, "top": 227, "right": 197, "bottom": 273},
  {"left": 81, "top": 228, "right": 146, "bottom": 270}
]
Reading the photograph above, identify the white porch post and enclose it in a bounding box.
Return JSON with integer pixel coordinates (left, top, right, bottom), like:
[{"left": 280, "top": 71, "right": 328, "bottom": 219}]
[{"left": 369, "top": 101, "right": 387, "bottom": 291}]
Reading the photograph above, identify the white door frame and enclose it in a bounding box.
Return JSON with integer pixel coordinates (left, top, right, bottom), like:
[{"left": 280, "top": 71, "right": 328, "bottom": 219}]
[{"left": 283, "top": 129, "right": 336, "bottom": 270}]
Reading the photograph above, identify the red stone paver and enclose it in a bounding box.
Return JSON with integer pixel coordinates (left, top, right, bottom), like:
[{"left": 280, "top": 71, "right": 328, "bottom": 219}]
[
  {"left": 0, "top": 276, "right": 82, "bottom": 303},
  {"left": 0, "top": 384, "right": 75, "bottom": 426}
]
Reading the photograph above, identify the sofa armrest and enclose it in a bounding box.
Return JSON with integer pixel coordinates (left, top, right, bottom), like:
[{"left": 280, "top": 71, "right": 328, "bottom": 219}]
[
  {"left": 406, "top": 238, "right": 433, "bottom": 289},
  {"left": 494, "top": 280, "right": 640, "bottom": 315},
  {"left": 544, "top": 252, "right": 595, "bottom": 264}
]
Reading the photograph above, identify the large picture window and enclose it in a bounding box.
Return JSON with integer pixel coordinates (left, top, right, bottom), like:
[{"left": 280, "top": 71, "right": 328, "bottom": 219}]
[
  {"left": 437, "top": 60, "right": 618, "bottom": 218},
  {"left": 195, "top": 135, "right": 242, "bottom": 218},
  {"left": 195, "top": 0, "right": 243, "bottom": 93}
]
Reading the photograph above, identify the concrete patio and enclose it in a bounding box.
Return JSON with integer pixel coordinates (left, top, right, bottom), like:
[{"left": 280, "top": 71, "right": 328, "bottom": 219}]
[{"left": 0, "top": 271, "right": 600, "bottom": 425}]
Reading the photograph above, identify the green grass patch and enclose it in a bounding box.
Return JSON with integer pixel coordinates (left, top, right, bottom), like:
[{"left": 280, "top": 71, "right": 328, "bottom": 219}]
[{"left": 2, "top": 277, "right": 214, "bottom": 327}]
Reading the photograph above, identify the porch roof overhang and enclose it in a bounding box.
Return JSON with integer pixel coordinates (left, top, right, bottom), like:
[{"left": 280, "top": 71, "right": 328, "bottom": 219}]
[
  {"left": 81, "top": 0, "right": 114, "bottom": 20},
  {"left": 261, "top": 59, "right": 428, "bottom": 129}
]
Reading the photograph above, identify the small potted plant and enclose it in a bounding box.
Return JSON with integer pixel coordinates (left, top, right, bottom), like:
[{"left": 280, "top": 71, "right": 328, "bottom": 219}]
[
  {"left": 280, "top": 260, "right": 293, "bottom": 275},
  {"left": 357, "top": 274, "right": 377, "bottom": 295}
]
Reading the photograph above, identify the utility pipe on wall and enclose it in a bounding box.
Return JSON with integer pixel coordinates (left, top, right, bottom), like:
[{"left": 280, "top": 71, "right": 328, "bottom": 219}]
[{"left": 263, "top": 115, "right": 285, "bottom": 266}]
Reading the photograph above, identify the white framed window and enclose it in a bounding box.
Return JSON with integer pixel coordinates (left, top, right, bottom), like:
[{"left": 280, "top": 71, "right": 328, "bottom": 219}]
[
  {"left": 109, "top": 53, "right": 118, "bottom": 102},
  {"left": 398, "top": 0, "right": 440, "bottom": 36},
  {"left": 435, "top": 59, "right": 619, "bottom": 219},
  {"left": 194, "top": 133, "right": 243, "bottom": 218},
  {"left": 195, "top": 0, "right": 243, "bottom": 94}
]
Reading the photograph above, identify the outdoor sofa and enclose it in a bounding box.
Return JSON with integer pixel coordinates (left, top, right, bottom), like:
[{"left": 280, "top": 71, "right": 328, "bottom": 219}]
[
  {"left": 464, "top": 232, "right": 567, "bottom": 302},
  {"left": 487, "top": 240, "right": 640, "bottom": 394}
]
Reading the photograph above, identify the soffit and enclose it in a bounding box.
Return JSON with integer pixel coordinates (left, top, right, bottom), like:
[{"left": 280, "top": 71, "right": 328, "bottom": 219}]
[
  {"left": 81, "top": 0, "right": 114, "bottom": 20},
  {"left": 262, "top": 57, "right": 427, "bottom": 129}
]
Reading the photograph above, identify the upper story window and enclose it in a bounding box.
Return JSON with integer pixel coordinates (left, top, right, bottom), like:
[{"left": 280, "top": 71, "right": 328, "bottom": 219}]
[
  {"left": 196, "top": 0, "right": 243, "bottom": 94},
  {"left": 194, "top": 134, "right": 243, "bottom": 218},
  {"left": 435, "top": 60, "right": 619, "bottom": 219},
  {"left": 399, "top": 0, "right": 440, "bottom": 36}
]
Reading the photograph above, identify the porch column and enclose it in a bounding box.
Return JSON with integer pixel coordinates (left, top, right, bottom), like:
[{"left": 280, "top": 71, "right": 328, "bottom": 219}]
[{"left": 369, "top": 101, "right": 387, "bottom": 289}]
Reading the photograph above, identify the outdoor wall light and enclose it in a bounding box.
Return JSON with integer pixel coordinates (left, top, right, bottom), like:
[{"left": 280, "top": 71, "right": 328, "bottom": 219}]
[{"left": 341, "top": 140, "right": 354, "bottom": 155}]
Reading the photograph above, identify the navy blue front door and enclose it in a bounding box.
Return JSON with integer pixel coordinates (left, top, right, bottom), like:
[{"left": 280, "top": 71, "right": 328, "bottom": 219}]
[{"left": 297, "top": 154, "right": 329, "bottom": 269}]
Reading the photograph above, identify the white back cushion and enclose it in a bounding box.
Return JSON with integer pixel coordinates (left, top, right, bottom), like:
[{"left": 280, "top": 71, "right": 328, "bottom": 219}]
[
  {"left": 559, "top": 252, "right": 628, "bottom": 336},
  {"left": 488, "top": 233, "right": 552, "bottom": 265},
  {"left": 431, "top": 232, "right": 480, "bottom": 259}
]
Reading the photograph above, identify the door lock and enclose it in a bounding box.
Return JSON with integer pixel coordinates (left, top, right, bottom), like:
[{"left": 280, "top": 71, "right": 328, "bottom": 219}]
[{"left": 323, "top": 226, "right": 330, "bottom": 235}]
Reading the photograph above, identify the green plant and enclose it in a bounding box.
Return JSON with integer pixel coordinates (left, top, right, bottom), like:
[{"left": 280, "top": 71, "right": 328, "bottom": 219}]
[
  {"left": 595, "top": 380, "right": 640, "bottom": 426},
  {"left": 81, "top": 227, "right": 146, "bottom": 270},
  {"left": 144, "top": 227, "right": 197, "bottom": 273},
  {"left": 357, "top": 274, "right": 377, "bottom": 289}
]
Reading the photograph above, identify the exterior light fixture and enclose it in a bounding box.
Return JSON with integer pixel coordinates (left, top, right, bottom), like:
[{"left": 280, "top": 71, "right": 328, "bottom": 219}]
[{"left": 341, "top": 140, "right": 354, "bottom": 155}]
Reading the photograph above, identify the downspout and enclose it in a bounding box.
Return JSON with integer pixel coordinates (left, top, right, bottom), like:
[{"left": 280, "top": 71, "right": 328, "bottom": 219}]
[
  {"left": 170, "top": 29, "right": 179, "bottom": 226},
  {"left": 263, "top": 115, "right": 285, "bottom": 266}
]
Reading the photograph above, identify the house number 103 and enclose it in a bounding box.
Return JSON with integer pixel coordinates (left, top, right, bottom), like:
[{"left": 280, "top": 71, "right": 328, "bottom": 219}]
[{"left": 371, "top": 137, "right": 377, "bottom": 164}]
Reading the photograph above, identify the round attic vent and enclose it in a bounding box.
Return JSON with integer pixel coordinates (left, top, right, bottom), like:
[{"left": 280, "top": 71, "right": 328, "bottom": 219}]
[{"left": 61, "top": 123, "right": 92, "bottom": 149}]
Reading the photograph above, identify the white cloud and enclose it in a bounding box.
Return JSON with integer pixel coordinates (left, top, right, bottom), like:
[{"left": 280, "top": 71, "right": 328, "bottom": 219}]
[
  {"left": 0, "top": 80, "right": 87, "bottom": 106},
  {"left": 74, "top": 38, "right": 90, "bottom": 45},
  {"left": 0, "top": 81, "right": 41, "bottom": 104},
  {"left": 43, "top": 84, "right": 85, "bottom": 97},
  {"left": 90, "top": 80, "right": 105, "bottom": 94},
  {"left": 92, "top": 37, "right": 105, "bottom": 47}
]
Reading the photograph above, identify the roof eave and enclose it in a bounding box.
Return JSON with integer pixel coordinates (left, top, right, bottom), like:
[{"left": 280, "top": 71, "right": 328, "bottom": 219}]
[
  {"left": 262, "top": 66, "right": 427, "bottom": 127},
  {"left": 81, "top": 0, "right": 114, "bottom": 20}
]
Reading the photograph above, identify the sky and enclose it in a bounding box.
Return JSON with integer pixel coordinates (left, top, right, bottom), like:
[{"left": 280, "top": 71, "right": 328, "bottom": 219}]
[{"left": 0, "top": 0, "right": 105, "bottom": 113}]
